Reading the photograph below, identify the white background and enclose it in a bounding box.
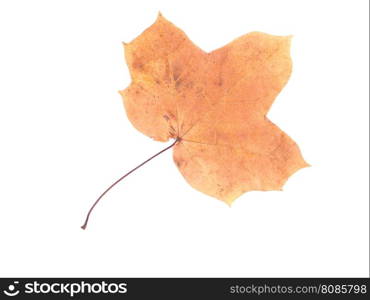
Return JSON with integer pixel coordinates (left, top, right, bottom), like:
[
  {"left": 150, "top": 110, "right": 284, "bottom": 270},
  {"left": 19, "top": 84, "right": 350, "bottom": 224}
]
[{"left": 0, "top": 0, "right": 368, "bottom": 277}]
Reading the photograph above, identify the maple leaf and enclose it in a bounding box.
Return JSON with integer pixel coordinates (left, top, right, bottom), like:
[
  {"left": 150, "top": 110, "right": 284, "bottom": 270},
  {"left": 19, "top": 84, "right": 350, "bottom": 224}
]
[
  {"left": 81, "top": 13, "right": 310, "bottom": 229},
  {"left": 120, "top": 14, "right": 308, "bottom": 205}
]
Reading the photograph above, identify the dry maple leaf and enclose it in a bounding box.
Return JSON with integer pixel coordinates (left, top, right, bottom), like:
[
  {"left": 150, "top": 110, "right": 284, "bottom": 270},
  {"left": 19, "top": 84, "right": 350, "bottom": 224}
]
[{"left": 81, "top": 13, "right": 308, "bottom": 229}]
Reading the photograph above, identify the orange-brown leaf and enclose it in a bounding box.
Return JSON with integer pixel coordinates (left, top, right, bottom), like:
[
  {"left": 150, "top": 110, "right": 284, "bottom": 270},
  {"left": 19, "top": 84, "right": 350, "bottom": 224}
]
[{"left": 120, "top": 14, "right": 308, "bottom": 204}]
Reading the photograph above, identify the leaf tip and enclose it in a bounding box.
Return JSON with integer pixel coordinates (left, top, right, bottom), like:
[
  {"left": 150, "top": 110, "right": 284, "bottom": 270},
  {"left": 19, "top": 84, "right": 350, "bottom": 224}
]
[
  {"left": 157, "top": 11, "right": 165, "bottom": 21},
  {"left": 156, "top": 11, "right": 170, "bottom": 24},
  {"left": 223, "top": 197, "right": 235, "bottom": 207},
  {"left": 284, "top": 34, "right": 293, "bottom": 48},
  {"left": 304, "top": 161, "right": 312, "bottom": 168}
]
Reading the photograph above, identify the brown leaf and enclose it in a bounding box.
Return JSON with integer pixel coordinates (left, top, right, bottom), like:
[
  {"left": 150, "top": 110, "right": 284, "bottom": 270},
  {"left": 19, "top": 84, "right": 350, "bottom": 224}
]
[{"left": 120, "top": 14, "right": 308, "bottom": 205}]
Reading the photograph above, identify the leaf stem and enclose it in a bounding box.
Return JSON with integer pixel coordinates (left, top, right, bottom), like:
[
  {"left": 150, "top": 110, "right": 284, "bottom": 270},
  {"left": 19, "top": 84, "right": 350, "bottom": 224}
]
[{"left": 81, "top": 138, "right": 179, "bottom": 230}]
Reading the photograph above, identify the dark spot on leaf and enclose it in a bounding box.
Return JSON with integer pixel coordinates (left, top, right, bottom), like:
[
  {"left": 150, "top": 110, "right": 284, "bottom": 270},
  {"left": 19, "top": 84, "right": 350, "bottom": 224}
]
[
  {"left": 175, "top": 159, "right": 185, "bottom": 168},
  {"left": 133, "top": 61, "right": 144, "bottom": 70},
  {"left": 173, "top": 65, "right": 182, "bottom": 81},
  {"left": 168, "top": 112, "right": 176, "bottom": 119},
  {"left": 175, "top": 78, "right": 184, "bottom": 89}
]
